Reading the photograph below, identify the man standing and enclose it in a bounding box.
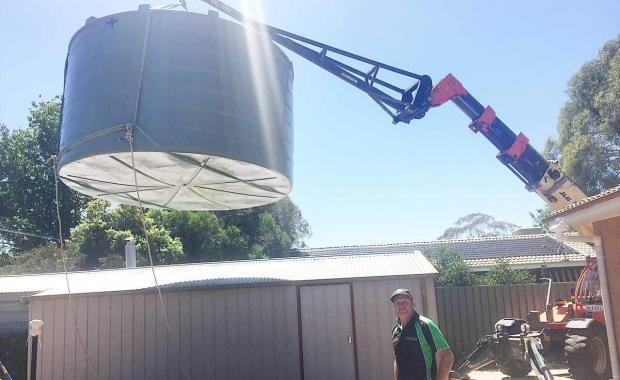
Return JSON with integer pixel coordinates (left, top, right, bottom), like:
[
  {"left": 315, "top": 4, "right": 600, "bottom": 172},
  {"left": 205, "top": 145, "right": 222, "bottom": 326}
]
[{"left": 391, "top": 288, "right": 454, "bottom": 380}]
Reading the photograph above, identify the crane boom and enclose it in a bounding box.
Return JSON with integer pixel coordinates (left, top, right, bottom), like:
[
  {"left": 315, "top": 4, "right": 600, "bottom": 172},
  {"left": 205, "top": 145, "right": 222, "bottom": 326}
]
[
  {"left": 430, "top": 74, "right": 587, "bottom": 210},
  {"left": 201, "top": 0, "right": 586, "bottom": 211}
]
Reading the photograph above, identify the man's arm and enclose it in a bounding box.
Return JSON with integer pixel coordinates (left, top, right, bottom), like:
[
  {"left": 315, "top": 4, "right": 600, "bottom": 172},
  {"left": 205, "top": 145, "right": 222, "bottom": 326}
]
[{"left": 435, "top": 347, "right": 454, "bottom": 380}]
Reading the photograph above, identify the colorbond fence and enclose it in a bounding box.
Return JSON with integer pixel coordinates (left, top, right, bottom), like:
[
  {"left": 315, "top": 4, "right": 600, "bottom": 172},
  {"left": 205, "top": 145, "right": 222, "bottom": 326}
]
[{"left": 435, "top": 282, "right": 574, "bottom": 360}]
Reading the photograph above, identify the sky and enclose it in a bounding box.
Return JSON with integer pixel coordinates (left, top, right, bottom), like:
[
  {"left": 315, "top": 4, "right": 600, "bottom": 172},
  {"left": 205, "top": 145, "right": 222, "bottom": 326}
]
[{"left": 1, "top": 0, "right": 618, "bottom": 248}]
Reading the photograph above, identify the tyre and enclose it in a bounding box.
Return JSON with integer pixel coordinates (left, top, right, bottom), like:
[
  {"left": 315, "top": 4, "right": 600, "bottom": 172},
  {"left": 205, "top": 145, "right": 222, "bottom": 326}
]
[
  {"left": 497, "top": 358, "right": 531, "bottom": 378},
  {"left": 565, "top": 325, "right": 611, "bottom": 380}
]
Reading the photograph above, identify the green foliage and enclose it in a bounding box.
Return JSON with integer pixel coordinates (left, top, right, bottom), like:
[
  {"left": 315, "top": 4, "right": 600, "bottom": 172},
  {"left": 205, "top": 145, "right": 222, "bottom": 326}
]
[
  {"left": 544, "top": 36, "right": 620, "bottom": 195},
  {"left": 58, "top": 197, "right": 309, "bottom": 271},
  {"left": 529, "top": 206, "right": 554, "bottom": 232},
  {"left": 0, "top": 97, "right": 310, "bottom": 273},
  {"left": 438, "top": 213, "right": 518, "bottom": 239},
  {"left": 2, "top": 197, "right": 309, "bottom": 273},
  {"left": 150, "top": 209, "right": 246, "bottom": 262},
  {"left": 430, "top": 246, "right": 477, "bottom": 287},
  {"left": 0, "top": 243, "right": 83, "bottom": 274},
  {"left": 148, "top": 197, "right": 310, "bottom": 263},
  {"left": 216, "top": 197, "right": 311, "bottom": 255},
  {"left": 69, "top": 199, "right": 184, "bottom": 269},
  {"left": 480, "top": 258, "right": 535, "bottom": 285},
  {"left": 0, "top": 98, "right": 90, "bottom": 251},
  {"left": 429, "top": 247, "right": 535, "bottom": 287}
]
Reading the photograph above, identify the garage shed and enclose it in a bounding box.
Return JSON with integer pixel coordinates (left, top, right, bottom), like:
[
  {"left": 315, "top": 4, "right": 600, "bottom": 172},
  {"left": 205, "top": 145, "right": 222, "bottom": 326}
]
[{"left": 1, "top": 251, "right": 438, "bottom": 380}]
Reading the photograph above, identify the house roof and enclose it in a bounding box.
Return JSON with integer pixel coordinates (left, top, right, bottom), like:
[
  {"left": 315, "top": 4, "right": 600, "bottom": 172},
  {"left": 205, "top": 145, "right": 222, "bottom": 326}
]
[
  {"left": 289, "top": 234, "right": 594, "bottom": 268},
  {"left": 546, "top": 184, "right": 620, "bottom": 219},
  {"left": 0, "top": 251, "right": 436, "bottom": 297}
]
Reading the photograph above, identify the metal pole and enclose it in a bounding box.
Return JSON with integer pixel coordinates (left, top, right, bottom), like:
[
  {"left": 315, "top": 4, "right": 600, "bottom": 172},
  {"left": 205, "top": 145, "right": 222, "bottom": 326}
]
[
  {"left": 29, "top": 337, "right": 38, "bottom": 380},
  {"left": 28, "top": 320, "right": 43, "bottom": 380}
]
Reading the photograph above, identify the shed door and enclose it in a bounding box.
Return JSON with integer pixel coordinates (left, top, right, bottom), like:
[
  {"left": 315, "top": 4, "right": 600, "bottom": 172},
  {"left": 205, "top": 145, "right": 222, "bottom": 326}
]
[{"left": 300, "top": 284, "right": 356, "bottom": 380}]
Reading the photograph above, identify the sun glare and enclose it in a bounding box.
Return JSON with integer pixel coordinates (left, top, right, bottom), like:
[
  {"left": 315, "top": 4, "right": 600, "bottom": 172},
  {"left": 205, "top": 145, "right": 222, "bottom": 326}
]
[{"left": 239, "top": 0, "right": 287, "bottom": 173}]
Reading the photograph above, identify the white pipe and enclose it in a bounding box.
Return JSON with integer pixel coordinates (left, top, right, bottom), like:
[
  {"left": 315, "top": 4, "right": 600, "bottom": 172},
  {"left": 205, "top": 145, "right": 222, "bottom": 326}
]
[
  {"left": 125, "top": 240, "right": 137, "bottom": 268},
  {"left": 540, "top": 278, "right": 552, "bottom": 307},
  {"left": 554, "top": 232, "right": 619, "bottom": 379},
  {"left": 593, "top": 236, "right": 620, "bottom": 380}
]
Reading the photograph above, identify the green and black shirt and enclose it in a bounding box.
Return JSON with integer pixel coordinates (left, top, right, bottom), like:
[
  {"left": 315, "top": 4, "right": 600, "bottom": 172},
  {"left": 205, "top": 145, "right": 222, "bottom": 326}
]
[{"left": 392, "top": 312, "right": 449, "bottom": 380}]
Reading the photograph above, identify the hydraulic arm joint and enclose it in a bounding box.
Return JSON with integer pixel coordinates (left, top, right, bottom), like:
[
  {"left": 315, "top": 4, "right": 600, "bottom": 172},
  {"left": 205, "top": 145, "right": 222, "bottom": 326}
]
[{"left": 430, "top": 74, "right": 547, "bottom": 188}]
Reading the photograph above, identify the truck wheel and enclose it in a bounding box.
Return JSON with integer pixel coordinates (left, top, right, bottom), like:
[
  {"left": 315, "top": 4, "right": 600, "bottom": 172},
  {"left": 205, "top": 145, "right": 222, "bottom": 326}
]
[
  {"left": 496, "top": 358, "right": 531, "bottom": 378},
  {"left": 565, "top": 325, "right": 611, "bottom": 380}
]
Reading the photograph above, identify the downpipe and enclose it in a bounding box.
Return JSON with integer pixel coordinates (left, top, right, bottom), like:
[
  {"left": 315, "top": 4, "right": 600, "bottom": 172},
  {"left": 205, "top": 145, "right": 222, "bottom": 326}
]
[{"left": 593, "top": 236, "right": 620, "bottom": 380}]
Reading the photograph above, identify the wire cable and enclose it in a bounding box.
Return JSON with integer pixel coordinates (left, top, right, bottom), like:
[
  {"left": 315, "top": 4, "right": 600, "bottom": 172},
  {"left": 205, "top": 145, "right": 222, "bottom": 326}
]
[
  {"left": 0, "top": 228, "right": 58, "bottom": 242},
  {"left": 124, "top": 125, "right": 191, "bottom": 379},
  {"left": 53, "top": 156, "right": 100, "bottom": 379}
]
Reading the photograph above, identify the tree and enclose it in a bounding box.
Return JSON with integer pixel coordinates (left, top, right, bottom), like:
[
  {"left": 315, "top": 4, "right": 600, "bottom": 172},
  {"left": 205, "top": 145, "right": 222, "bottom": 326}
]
[
  {"left": 0, "top": 243, "right": 83, "bottom": 275},
  {"left": 437, "top": 213, "right": 518, "bottom": 240},
  {"left": 152, "top": 197, "right": 311, "bottom": 262},
  {"left": 0, "top": 98, "right": 90, "bottom": 252},
  {"left": 69, "top": 199, "right": 184, "bottom": 269},
  {"left": 53, "top": 197, "right": 309, "bottom": 271},
  {"left": 1, "top": 97, "right": 311, "bottom": 273},
  {"left": 544, "top": 36, "right": 620, "bottom": 196},
  {"left": 480, "top": 258, "right": 534, "bottom": 285},
  {"left": 215, "top": 197, "right": 310, "bottom": 255},
  {"left": 429, "top": 246, "right": 477, "bottom": 287},
  {"left": 529, "top": 207, "right": 554, "bottom": 232}
]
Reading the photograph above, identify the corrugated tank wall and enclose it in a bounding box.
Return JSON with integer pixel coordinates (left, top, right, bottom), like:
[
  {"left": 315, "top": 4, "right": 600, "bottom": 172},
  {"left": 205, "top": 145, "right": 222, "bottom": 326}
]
[
  {"left": 352, "top": 276, "right": 437, "bottom": 380},
  {"left": 28, "top": 286, "right": 300, "bottom": 380}
]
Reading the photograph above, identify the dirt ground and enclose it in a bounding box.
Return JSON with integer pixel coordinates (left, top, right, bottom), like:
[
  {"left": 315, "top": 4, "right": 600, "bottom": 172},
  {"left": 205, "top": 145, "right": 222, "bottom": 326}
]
[{"left": 466, "top": 365, "right": 572, "bottom": 379}]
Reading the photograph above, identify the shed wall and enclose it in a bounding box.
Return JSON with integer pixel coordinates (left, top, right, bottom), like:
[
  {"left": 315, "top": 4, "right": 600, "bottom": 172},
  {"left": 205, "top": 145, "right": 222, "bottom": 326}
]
[
  {"left": 352, "top": 276, "right": 437, "bottom": 380},
  {"left": 29, "top": 286, "right": 300, "bottom": 380},
  {"left": 27, "top": 275, "right": 437, "bottom": 380}
]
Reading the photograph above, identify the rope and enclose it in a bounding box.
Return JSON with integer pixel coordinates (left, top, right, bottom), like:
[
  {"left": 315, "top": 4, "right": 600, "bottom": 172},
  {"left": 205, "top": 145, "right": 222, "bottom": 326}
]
[
  {"left": 123, "top": 19, "right": 190, "bottom": 377},
  {"left": 0, "top": 228, "right": 57, "bottom": 242},
  {"left": 52, "top": 156, "right": 100, "bottom": 380},
  {"left": 124, "top": 125, "right": 190, "bottom": 379}
]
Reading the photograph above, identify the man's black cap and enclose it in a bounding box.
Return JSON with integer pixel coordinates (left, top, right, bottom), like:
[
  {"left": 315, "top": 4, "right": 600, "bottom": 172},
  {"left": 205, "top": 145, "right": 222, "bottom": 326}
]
[{"left": 390, "top": 288, "right": 413, "bottom": 302}]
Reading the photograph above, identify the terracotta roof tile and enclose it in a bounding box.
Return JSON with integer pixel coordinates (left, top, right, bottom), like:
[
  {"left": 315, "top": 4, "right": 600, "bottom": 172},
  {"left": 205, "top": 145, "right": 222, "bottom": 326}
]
[
  {"left": 290, "top": 234, "right": 594, "bottom": 266},
  {"left": 546, "top": 184, "right": 620, "bottom": 219}
]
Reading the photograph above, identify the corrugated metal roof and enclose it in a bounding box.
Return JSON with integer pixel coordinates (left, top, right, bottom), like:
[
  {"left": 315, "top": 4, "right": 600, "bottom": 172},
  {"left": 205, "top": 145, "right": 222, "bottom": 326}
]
[
  {"left": 0, "top": 252, "right": 436, "bottom": 297},
  {"left": 290, "top": 234, "right": 595, "bottom": 265}
]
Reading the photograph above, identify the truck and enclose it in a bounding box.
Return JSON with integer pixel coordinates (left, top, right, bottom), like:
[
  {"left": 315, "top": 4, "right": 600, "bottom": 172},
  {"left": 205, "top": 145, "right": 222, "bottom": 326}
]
[{"left": 199, "top": 1, "right": 611, "bottom": 378}]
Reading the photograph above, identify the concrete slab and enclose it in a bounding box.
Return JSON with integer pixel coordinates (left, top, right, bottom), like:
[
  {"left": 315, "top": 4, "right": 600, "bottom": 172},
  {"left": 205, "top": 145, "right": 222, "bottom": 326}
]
[{"left": 466, "top": 367, "right": 572, "bottom": 379}]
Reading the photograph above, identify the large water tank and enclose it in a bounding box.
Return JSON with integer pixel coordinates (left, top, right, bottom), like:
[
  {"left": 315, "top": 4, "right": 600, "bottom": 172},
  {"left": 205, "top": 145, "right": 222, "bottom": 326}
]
[{"left": 58, "top": 6, "right": 293, "bottom": 210}]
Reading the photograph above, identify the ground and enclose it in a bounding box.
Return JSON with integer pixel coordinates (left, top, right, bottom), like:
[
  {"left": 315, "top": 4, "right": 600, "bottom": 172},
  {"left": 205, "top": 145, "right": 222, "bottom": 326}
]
[{"left": 467, "top": 365, "right": 572, "bottom": 379}]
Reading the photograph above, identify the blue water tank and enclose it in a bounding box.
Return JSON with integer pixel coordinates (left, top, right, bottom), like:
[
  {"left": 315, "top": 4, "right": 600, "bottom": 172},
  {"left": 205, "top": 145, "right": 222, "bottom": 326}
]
[{"left": 58, "top": 6, "right": 293, "bottom": 210}]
